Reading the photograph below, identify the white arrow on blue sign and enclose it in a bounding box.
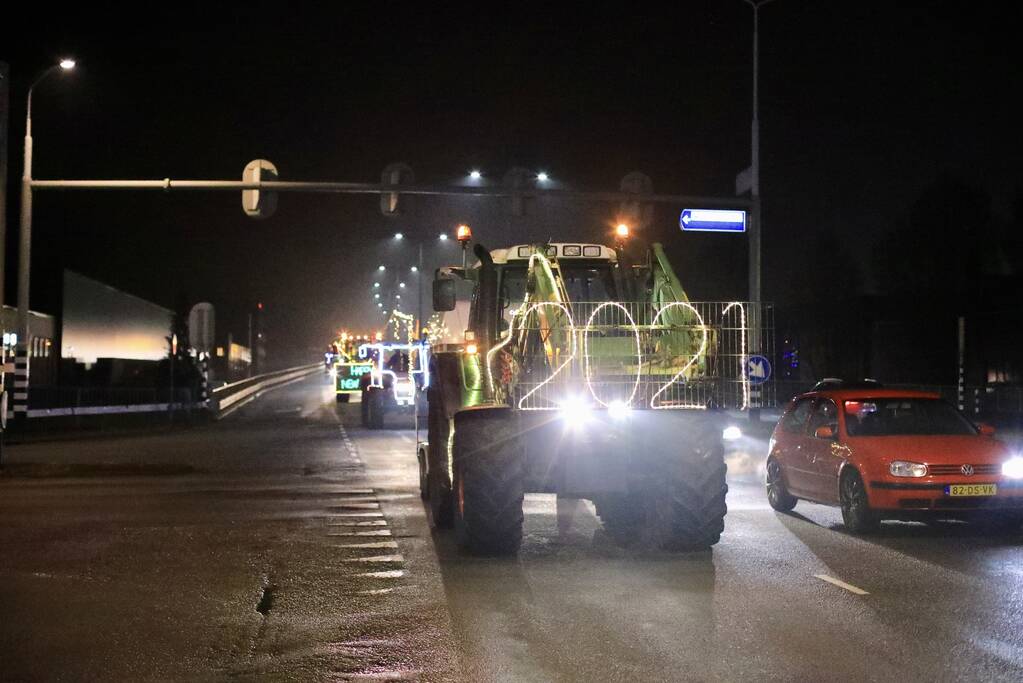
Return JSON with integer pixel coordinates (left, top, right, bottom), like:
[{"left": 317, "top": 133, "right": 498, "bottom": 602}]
[
  {"left": 680, "top": 208, "right": 747, "bottom": 233},
  {"left": 744, "top": 355, "right": 772, "bottom": 385}
]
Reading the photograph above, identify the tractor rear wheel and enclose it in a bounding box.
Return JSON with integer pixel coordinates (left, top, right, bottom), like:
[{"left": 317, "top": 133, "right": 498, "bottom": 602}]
[
  {"left": 424, "top": 387, "right": 454, "bottom": 528},
  {"left": 452, "top": 413, "right": 524, "bottom": 555}
]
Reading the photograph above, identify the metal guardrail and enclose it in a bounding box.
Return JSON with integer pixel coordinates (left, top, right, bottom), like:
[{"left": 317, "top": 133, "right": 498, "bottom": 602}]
[
  {"left": 6, "top": 364, "right": 321, "bottom": 421},
  {"left": 210, "top": 363, "right": 321, "bottom": 417}
]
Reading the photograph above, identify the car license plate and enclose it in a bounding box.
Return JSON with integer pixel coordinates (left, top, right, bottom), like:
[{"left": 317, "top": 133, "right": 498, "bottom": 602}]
[{"left": 945, "top": 484, "right": 997, "bottom": 497}]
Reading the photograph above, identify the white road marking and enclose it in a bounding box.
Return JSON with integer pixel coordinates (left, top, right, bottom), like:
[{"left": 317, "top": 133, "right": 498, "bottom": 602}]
[
  {"left": 328, "top": 503, "right": 380, "bottom": 510},
  {"left": 337, "top": 541, "right": 400, "bottom": 549},
  {"left": 327, "top": 520, "right": 388, "bottom": 527},
  {"left": 814, "top": 574, "right": 870, "bottom": 595},
  {"left": 358, "top": 570, "right": 405, "bottom": 579},
  {"left": 327, "top": 512, "right": 384, "bottom": 518},
  {"left": 328, "top": 530, "right": 393, "bottom": 537},
  {"left": 344, "top": 554, "right": 405, "bottom": 563}
]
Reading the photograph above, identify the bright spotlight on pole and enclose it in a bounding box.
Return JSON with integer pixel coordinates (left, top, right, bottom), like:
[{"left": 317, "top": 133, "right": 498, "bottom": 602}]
[
  {"left": 59, "top": 59, "right": 76, "bottom": 70},
  {"left": 439, "top": 233, "right": 448, "bottom": 241},
  {"left": 469, "top": 170, "right": 482, "bottom": 180},
  {"left": 537, "top": 172, "right": 549, "bottom": 182},
  {"left": 410, "top": 266, "right": 418, "bottom": 272},
  {"left": 394, "top": 232, "right": 403, "bottom": 240},
  {"left": 378, "top": 265, "right": 386, "bottom": 271}
]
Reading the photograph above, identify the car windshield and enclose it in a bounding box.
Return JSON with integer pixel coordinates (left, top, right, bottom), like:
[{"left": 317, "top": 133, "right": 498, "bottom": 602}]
[{"left": 843, "top": 398, "right": 977, "bottom": 436}]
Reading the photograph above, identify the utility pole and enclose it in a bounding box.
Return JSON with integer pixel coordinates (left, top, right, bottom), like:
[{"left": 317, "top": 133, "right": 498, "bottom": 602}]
[
  {"left": 744, "top": 0, "right": 774, "bottom": 306},
  {"left": 1, "top": 62, "right": 9, "bottom": 458},
  {"left": 740, "top": 0, "right": 775, "bottom": 419},
  {"left": 417, "top": 242, "right": 424, "bottom": 339}
]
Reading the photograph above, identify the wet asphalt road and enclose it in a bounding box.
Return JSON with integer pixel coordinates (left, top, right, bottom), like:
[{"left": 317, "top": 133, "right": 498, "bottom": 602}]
[{"left": 3, "top": 374, "right": 1023, "bottom": 681}]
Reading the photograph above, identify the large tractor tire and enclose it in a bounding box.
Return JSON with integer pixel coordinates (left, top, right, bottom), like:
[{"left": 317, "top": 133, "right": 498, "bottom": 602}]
[
  {"left": 425, "top": 388, "right": 454, "bottom": 528},
  {"left": 452, "top": 411, "right": 524, "bottom": 556},
  {"left": 597, "top": 420, "right": 727, "bottom": 552}
]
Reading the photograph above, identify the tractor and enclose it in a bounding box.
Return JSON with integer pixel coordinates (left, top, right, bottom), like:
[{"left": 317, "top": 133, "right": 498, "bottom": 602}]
[{"left": 416, "top": 238, "right": 769, "bottom": 555}]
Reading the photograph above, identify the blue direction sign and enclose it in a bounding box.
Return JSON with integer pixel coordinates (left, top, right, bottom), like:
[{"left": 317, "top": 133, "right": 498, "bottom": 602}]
[
  {"left": 680, "top": 209, "right": 747, "bottom": 233},
  {"left": 744, "top": 355, "right": 772, "bottom": 385}
]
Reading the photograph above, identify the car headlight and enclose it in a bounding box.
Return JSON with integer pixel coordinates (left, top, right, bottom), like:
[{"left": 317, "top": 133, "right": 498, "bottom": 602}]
[
  {"left": 1002, "top": 457, "right": 1023, "bottom": 479},
  {"left": 890, "top": 461, "right": 928, "bottom": 478},
  {"left": 722, "top": 426, "right": 743, "bottom": 441}
]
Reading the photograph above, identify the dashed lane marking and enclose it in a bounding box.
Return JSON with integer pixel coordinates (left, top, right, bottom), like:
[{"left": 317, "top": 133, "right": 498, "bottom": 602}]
[
  {"left": 336, "top": 541, "right": 400, "bottom": 549},
  {"left": 358, "top": 570, "right": 405, "bottom": 579},
  {"left": 327, "top": 530, "right": 393, "bottom": 537},
  {"left": 327, "top": 519, "right": 389, "bottom": 527},
  {"left": 814, "top": 574, "right": 870, "bottom": 595},
  {"left": 343, "top": 554, "right": 405, "bottom": 563},
  {"left": 327, "top": 503, "right": 381, "bottom": 510},
  {"left": 327, "top": 512, "right": 384, "bottom": 518}
]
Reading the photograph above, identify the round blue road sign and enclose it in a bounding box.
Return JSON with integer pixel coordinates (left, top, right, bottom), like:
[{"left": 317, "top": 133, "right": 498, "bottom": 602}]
[{"left": 745, "top": 355, "right": 772, "bottom": 385}]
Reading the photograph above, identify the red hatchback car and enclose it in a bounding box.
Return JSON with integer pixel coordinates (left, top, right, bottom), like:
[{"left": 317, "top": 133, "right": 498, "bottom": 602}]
[{"left": 766, "top": 383, "right": 1023, "bottom": 532}]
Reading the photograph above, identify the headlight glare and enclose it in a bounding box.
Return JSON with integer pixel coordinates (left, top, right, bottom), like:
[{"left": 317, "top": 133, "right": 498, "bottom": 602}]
[
  {"left": 722, "top": 426, "right": 743, "bottom": 441},
  {"left": 608, "top": 401, "right": 631, "bottom": 420},
  {"left": 890, "top": 461, "right": 927, "bottom": 478},
  {"left": 560, "top": 397, "right": 591, "bottom": 429},
  {"left": 1002, "top": 457, "right": 1023, "bottom": 479}
]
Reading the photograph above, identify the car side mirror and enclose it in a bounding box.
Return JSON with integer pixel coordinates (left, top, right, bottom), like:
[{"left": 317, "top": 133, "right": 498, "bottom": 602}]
[
  {"left": 814, "top": 425, "right": 836, "bottom": 440},
  {"left": 977, "top": 423, "right": 996, "bottom": 436},
  {"left": 432, "top": 278, "right": 456, "bottom": 312}
]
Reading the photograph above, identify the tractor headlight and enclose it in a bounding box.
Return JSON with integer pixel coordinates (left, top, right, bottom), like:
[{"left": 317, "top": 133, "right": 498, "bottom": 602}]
[
  {"left": 560, "top": 397, "right": 591, "bottom": 429},
  {"left": 1002, "top": 457, "right": 1023, "bottom": 479},
  {"left": 608, "top": 401, "right": 631, "bottom": 420},
  {"left": 890, "top": 461, "right": 928, "bottom": 478}
]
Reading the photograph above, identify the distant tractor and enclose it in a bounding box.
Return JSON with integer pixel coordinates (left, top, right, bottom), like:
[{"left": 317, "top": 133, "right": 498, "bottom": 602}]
[
  {"left": 417, "top": 239, "right": 772, "bottom": 555},
  {"left": 359, "top": 341, "right": 428, "bottom": 429}
]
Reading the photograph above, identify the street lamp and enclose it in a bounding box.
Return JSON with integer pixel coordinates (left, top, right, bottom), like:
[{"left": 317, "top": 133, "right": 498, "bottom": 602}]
[
  {"left": 536, "top": 172, "right": 549, "bottom": 182},
  {"left": 469, "top": 170, "right": 482, "bottom": 180},
  {"left": 16, "top": 58, "right": 76, "bottom": 418},
  {"left": 394, "top": 232, "right": 403, "bottom": 240},
  {"left": 438, "top": 233, "right": 448, "bottom": 241}
]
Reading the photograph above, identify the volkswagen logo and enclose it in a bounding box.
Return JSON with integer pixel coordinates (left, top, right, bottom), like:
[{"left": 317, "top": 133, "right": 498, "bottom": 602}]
[{"left": 961, "top": 464, "right": 975, "bottom": 476}]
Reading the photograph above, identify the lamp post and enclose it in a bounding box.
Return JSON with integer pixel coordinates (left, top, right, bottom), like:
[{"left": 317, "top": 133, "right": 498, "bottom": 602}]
[
  {"left": 385, "top": 233, "right": 457, "bottom": 339},
  {"left": 15, "top": 59, "right": 75, "bottom": 419}
]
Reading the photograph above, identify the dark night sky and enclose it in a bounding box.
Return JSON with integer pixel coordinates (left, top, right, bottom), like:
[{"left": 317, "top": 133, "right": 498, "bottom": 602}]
[{"left": 2, "top": 1, "right": 1019, "bottom": 365}]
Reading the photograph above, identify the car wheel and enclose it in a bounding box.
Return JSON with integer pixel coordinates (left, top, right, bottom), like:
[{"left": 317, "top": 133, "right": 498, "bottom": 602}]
[
  {"left": 840, "top": 469, "right": 880, "bottom": 533},
  {"left": 766, "top": 458, "right": 797, "bottom": 512}
]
